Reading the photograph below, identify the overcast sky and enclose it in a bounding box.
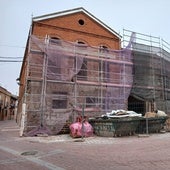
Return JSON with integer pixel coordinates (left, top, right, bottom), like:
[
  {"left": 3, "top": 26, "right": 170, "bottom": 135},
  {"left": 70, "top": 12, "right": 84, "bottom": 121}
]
[{"left": 0, "top": 0, "right": 170, "bottom": 95}]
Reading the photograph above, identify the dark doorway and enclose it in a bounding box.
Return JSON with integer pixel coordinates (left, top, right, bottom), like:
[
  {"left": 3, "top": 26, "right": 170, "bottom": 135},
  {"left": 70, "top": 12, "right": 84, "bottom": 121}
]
[{"left": 128, "top": 95, "right": 145, "bottom": 115}]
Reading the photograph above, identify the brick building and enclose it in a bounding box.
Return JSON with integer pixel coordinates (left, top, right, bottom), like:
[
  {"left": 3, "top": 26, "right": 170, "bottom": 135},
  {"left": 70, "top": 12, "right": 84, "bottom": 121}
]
[
  {"left": 0, "top": 86, "right": 17, "bottom": 121},
  {"left": 17, "top": 7, "right": 134, "bottom": 136}
]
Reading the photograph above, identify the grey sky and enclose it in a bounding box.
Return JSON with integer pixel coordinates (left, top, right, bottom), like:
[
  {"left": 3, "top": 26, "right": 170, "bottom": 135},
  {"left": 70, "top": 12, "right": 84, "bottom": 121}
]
[{"left": 0, "top": 0, "right": 170, "bottom": 95}]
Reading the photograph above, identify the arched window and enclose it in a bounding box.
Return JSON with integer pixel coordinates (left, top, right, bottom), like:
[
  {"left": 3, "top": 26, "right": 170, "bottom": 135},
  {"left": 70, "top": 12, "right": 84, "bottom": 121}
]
[
  {"left": 77, "top": 41, "right": 87, "bottom": 48},
  {"left": 99, "top": 45, "right": 109, "bottom": 53},
  {"left": 49, "top": 37, "right": 61, "bottom": 45},
  {"left": 77, "top": 41, "right": 85, "bottom": 44}
]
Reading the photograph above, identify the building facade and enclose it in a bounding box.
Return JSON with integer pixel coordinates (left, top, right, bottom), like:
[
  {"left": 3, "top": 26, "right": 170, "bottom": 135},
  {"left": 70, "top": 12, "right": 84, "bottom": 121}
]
[
  {"left": 17, "top": 8, "right": 170, "bottom": 136},
  {"left": 17, "top": 8, "right": 135, "bottom": 136},
  {"left": 123, "top": 29, "right": 170, "bottom": 116},
  {"left": 0, "top": 86, "right": 17, "bottom": 121}
]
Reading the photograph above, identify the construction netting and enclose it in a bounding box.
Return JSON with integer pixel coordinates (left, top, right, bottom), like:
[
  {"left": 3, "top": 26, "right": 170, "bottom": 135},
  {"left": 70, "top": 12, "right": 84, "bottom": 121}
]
[
  {"left": 20, "top": 29, "right": 170, "bottom": 136},
  {"left": 23, "top": 33, "right": 134, "bottom": 135},
  {"left": 123, "top": 29, "right": 170, "bottom": 114}
]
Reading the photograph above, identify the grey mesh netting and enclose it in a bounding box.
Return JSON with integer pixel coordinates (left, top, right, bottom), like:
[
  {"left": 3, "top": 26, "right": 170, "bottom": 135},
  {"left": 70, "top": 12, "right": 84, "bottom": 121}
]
[{"left": 124, "top": 29, "right": 170, "bottom": 113}]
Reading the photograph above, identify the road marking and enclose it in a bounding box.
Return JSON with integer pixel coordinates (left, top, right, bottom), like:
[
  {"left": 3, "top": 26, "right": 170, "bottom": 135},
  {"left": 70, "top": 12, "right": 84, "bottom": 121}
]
[
  {"left": 0, "top": 146, "right": 65, "bottom": 170},
  {"left": 0, "top": 157, "right": 25, "bottom": 164},
  {"left": 37, "top": 149, "right": 64, "bottom": 158},
  {"left": 1, "top": 129, "right": 19, "bottom": 131}
]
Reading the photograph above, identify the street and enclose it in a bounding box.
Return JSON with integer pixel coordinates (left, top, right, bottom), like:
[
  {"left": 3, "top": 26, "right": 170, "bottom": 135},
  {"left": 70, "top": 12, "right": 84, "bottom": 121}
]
[{"left": 0, "top": 120, "right": 170, "bottom": 170}]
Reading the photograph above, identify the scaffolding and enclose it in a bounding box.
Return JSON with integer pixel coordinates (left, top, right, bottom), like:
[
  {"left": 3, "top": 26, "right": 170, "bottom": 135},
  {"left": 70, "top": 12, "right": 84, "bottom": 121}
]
[
  {"left": 18, "top": 29, "right": 170, "bottom": 135},
  {"left": 20, "top": 34, "right": 134, "bottom": 135},
  {"left": 123, "top": 29, "right": 170, "bottom": 115}
]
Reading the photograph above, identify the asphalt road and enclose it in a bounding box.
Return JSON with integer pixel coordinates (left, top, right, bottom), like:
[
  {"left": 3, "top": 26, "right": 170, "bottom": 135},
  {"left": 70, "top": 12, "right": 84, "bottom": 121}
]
[{"left": 0, "top": 120, "right": 170, "bottom": 170}]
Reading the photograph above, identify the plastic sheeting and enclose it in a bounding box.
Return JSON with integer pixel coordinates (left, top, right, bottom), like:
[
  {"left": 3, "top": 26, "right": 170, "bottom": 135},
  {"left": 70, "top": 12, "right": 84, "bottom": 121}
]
[
  {"left": 70, "top": 116, "right": 93, "bottom": 138},
  {"left": 102, "top": 109, "right": 142, "bottom": 118},
  {"left": 23, "top": 33, "right": 135, "bottom": 135}
]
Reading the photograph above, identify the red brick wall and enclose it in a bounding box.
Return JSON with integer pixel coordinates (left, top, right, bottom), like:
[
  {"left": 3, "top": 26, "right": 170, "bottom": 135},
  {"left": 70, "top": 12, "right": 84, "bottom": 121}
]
[
  {"left": 17, "top": 11, "right": 123, "bottom": 133},
  {"left": 32, "top": 12, "right": 121, "bottom": 49}
]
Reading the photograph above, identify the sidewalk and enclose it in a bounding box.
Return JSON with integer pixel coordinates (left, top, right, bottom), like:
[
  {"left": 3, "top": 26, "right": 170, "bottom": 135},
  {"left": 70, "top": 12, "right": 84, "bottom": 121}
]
[{"left": 1, "top": 120, "right": 170, "bottom": 170}]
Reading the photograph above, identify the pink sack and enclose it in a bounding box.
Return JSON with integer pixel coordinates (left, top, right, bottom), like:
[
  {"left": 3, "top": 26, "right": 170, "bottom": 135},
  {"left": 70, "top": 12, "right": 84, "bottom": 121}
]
[{"left": 70, "top": 121, "right": 93, "bottom": 138}]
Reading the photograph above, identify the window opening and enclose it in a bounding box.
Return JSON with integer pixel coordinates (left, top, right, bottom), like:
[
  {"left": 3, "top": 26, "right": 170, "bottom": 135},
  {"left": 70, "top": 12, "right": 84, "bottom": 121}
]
[
  {"left": 99, "top": 60, "right": 109, "bottom": 82},
  {"left": 49, "top": 37, "right": 61, "bottom": 45},
  {"left": 99, "top": 45, "right": 109, "bottom": 53},
  {"left": 52, "top": 92, "right": 67, "bottom": 109},
  {"left": 77, "top": 58, "right": 87, "bottom": 80},
  {"left": 76, "top": 41, "right": 87, "bottom": 80},
  {"left": 86, "top": 97, "right": 98, "bottom": 108},
  {"left": 78, "top": 19, "right": 85, "bottom": 25}
]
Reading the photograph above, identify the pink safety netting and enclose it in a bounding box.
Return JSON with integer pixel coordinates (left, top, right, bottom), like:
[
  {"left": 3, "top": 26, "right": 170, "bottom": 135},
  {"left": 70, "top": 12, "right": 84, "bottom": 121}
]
[{"left": 25, "top": 33, "right": 135, "bottom": 136}]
